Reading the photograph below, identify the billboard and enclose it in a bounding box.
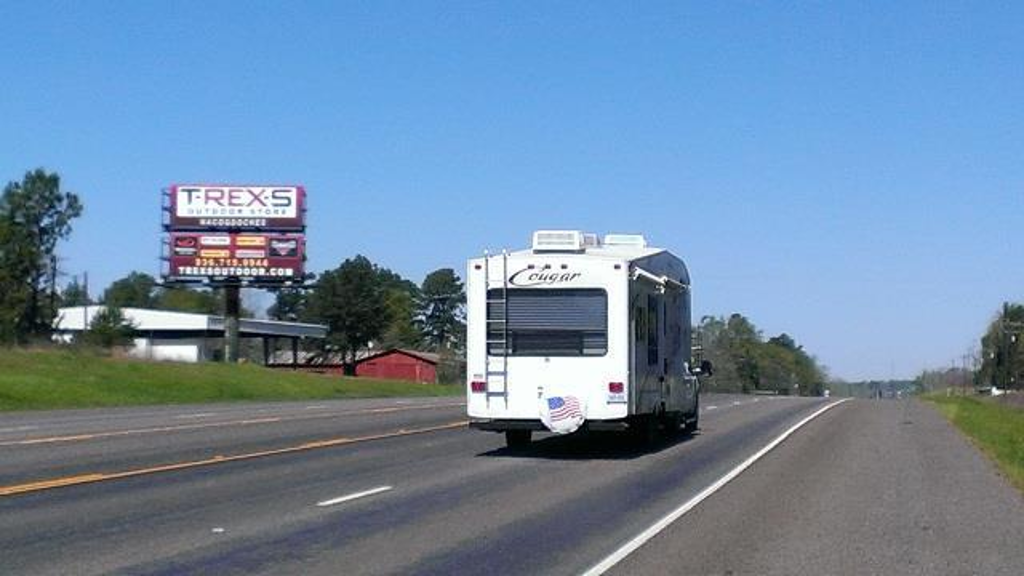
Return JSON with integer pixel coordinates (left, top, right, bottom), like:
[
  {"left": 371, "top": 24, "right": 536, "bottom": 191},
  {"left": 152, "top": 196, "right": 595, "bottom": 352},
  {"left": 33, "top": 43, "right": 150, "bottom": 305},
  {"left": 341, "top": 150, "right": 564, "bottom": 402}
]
[
  {"left": 167, "top": 185, "right": 306, "bottom": 231},
  {"left": 167, "top": 232, "right": 305, "bottom": 282}
]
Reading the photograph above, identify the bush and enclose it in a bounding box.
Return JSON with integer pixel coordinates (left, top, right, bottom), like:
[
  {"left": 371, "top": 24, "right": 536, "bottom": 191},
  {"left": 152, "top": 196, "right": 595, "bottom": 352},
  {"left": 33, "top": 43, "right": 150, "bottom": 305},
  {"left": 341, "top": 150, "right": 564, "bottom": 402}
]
[{"left": 81, "top": 306, "right": 136, "bottom": 349}]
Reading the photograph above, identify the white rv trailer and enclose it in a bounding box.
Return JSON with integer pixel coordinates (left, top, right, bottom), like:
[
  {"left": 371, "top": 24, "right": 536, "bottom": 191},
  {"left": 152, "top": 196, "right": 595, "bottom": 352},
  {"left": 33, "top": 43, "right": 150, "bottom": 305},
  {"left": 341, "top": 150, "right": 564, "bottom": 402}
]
[{"left": 467, "top": 230, "right": 702, "bottom": 447}]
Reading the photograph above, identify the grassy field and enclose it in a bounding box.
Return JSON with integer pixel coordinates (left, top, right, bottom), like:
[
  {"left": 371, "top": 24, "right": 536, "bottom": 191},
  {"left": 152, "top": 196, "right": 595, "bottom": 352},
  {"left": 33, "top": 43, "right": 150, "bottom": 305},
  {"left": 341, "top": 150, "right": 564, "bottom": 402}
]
[
  {"left": 926, "top": 394, "right": 1024, "bottom": 492},
  {"left": 0, "top": 348, "right": 461, "bottom": 411}
]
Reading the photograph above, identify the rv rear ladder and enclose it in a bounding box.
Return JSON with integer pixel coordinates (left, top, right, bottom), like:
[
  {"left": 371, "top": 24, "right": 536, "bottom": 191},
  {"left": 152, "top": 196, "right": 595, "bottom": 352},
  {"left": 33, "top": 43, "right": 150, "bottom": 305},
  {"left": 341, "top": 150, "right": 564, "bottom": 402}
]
[{"left": 483, "top": 250, "right": 509, "bottom": 404}]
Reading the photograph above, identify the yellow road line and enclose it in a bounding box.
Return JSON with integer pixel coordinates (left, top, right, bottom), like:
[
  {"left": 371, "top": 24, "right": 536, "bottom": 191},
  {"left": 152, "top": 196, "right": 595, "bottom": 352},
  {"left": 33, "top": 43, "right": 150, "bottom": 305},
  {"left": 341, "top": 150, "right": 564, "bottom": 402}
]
[
  {"left": 0, "top": 420, "right": 468, "bottom": 497},
  {"left": 0, "top": 402, "right": 466, "bottom": 447}
]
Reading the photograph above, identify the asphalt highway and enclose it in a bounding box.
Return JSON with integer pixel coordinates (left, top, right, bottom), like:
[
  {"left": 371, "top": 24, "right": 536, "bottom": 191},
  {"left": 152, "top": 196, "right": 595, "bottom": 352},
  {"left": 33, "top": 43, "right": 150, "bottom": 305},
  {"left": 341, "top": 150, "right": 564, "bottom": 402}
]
[{"left": 1, "top": 394, "right": 1021, "bottom": 575}]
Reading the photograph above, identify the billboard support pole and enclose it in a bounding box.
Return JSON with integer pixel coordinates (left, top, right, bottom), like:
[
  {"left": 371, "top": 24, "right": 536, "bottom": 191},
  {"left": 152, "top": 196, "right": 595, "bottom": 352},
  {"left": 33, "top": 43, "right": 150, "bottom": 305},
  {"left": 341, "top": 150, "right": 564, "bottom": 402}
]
[{"left": 224, "top": 284, "right": 241, "bottom": 363}]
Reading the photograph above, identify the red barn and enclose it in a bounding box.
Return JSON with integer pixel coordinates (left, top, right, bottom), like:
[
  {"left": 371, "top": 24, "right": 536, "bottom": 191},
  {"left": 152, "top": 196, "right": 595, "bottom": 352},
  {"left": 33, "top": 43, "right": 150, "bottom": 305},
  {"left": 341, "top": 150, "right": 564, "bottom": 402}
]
[{"left": 354, "top": 349, "right": 440, "bottom": 383}]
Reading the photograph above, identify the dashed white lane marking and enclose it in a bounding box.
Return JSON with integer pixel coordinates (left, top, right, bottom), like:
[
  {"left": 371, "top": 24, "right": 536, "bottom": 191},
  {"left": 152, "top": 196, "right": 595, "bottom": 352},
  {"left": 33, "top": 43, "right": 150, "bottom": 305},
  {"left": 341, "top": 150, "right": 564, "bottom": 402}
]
[
  {"left": 316, "top": 486, "right": 393, "bottom": 508},
  {"left": 704, "top": 405, "right": 718, "bottom": 411},
  {"left": 304, "top": 405, "right": 328, "bottom": 410},
  {"left": 0, "top": 425, "right": 38, "bottom": 433},
  {"left": 174, "top": 413, "right": 218, "bottom": 419},
  {"left": 732, "top": 401, "right": 743, "bottom": 406},
  {"left": 583, "top": 399, "right": 851, "bottom": 576}
]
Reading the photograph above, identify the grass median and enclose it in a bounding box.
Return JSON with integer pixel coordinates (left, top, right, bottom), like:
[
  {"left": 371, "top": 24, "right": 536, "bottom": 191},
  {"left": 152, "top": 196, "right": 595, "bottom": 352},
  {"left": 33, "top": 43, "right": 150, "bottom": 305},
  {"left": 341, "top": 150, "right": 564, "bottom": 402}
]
[
  {"left": 925, "top": 394, "right": 1024, "bottom": 492},
  {"left": 0, "top": 348, "right": 461, "bottom": 411}
]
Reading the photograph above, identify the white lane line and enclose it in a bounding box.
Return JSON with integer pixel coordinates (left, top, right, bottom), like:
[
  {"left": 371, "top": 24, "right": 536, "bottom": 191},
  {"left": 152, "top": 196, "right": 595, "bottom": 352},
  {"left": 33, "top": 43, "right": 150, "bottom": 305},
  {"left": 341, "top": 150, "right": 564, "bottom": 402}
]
[
  {"left": 316, "top": 485, "right": 393, "bottom": 508},
  {"left": 174, "top": 412, "right": 217, "bottom": 419},
  {"left": 582, "top": 399, "right": 850, "bottom": 576},
  {"left": 304, "top": 405, "right": 328, "bottom": 410},
  {"left": 704, "top": 405, "right": 718, "bottom": 411},
  {"left": 732, "top": 401, "right": 742, "bottom": 406}
]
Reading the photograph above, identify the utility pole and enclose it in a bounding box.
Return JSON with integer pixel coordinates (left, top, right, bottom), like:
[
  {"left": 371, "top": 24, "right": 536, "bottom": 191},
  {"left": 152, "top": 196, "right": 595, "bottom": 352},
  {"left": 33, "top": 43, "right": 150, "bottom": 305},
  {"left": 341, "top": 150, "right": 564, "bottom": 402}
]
[
  {"left": 49, "top": 255, "right": 58, "bottom": 324},
  {"left": 962, "top": 353, "right": 971, "bottom": 395},
  {"left": 82, "top": 272, "right": 89, "bottom": 332}
]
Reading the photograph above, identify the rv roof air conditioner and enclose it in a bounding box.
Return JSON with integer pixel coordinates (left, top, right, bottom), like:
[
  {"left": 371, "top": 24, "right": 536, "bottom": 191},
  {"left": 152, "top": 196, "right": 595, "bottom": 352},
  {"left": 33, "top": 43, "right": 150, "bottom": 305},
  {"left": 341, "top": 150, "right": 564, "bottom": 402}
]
[
  {"left": 532, "top": 230, "right": 588, "bottom": 253},
  {"left": 603, "top": 234, "right": 648, "bottom": 248}
]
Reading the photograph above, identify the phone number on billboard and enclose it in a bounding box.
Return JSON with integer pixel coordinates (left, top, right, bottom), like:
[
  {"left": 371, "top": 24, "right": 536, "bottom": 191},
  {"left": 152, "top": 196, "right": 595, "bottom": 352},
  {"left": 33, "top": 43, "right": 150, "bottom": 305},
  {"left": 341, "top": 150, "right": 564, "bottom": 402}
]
[
  {"left": 193, "top": 258, "right": 273, "bottom": 267},
  {"left": 175, "top": 266, "right": 297, "bottom": 278}
]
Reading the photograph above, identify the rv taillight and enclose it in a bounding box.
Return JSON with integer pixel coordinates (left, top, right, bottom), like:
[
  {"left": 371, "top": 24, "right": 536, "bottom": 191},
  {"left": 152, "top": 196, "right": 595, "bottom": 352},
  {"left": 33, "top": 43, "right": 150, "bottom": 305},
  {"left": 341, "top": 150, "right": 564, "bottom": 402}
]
[
  {"left": 471, "top": 381, "right": 487, "bottom": 393},
  {"left": 608, "top": 382, "right": 624, "bottom": 394}
]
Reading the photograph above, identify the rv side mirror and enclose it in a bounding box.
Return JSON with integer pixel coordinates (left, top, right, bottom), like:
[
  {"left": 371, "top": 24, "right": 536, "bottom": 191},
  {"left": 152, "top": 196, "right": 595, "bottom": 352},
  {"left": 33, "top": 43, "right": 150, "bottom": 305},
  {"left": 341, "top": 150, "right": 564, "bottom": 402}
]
[{"left": 699, "top": 360, "right": 714, "bottom": 377}]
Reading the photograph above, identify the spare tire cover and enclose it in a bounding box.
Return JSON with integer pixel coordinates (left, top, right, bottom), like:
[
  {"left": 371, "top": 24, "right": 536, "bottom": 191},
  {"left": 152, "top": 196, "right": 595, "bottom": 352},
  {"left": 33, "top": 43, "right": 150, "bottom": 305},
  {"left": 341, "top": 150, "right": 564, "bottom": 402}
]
[{"left": 539, "top": 392, "right": 586, "bottom": 434}]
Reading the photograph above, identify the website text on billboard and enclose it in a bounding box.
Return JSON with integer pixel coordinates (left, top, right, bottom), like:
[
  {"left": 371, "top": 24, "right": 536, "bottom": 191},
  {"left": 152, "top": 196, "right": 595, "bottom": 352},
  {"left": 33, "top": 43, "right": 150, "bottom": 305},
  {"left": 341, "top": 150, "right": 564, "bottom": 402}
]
[{"left": 169, "top": 185, "right": 306, "bottom": 230}]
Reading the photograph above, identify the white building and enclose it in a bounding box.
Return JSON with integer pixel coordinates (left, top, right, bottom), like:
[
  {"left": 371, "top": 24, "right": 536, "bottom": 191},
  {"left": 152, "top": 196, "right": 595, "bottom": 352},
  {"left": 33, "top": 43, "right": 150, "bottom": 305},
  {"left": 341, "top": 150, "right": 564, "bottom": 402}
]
[{"left": 54, "top": 306, "right": 327, "bottom": 364}]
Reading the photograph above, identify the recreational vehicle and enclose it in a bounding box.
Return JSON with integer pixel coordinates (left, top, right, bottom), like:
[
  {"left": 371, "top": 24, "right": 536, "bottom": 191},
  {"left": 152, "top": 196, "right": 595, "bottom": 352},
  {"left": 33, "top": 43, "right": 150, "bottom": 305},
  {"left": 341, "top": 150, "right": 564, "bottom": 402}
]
[{"left": 466, "top": 230, "right": 707, "bottom": 448}]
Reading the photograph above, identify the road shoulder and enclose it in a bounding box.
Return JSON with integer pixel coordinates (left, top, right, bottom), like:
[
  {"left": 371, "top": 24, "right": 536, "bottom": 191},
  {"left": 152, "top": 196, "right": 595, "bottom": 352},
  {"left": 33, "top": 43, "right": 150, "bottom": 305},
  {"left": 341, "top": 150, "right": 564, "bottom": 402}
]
[{"left": 612, "top": 399, "right": 1024, "bottom": 575}]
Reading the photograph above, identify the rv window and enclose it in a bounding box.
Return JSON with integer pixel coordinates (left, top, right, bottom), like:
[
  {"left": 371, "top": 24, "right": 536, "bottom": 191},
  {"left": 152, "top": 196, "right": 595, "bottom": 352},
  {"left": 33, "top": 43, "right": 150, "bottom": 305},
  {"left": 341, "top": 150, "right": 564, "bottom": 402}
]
[{"left": 487, "top": 288, "right": 607, "bottom": 356}]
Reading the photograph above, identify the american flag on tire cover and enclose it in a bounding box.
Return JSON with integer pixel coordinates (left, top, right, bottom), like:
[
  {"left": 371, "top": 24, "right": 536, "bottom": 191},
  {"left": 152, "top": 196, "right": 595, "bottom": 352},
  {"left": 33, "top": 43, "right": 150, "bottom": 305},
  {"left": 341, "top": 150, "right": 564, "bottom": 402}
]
[{"left": 548, "top": 396, "right": 582, "bottom": 422}]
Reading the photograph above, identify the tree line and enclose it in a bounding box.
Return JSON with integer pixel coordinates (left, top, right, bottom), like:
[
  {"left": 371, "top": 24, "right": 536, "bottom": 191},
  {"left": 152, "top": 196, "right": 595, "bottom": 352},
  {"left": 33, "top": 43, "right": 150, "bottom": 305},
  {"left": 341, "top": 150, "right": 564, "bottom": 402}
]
[
  {"left": 4, "top": 167, "right": 830, "bottom": 395},
  {"left": 696, "top": 314, "right": 828, "bottom": 396},
  {"left": 977, "top": 302, "right": 1023, "bottom": 390},
  {"left": 918, "top": 301, "right": 1024, "bottom": 393},
  {"left": 1, "top": 168, "right": 468, "bottom": 362},
  {"left": 264, "top": 257, "right": 465, "bottom": 367}
]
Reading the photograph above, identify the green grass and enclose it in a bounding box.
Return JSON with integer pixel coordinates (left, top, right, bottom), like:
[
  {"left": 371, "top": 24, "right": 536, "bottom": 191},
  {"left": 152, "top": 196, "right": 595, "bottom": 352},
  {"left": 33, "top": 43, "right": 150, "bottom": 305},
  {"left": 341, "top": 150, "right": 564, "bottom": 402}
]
[
  {"left": 925, "top": 394, "right": 1024, "bottom": 492},
  {"left": 0, "top": 348, "right": 461, "bottom": 411}
]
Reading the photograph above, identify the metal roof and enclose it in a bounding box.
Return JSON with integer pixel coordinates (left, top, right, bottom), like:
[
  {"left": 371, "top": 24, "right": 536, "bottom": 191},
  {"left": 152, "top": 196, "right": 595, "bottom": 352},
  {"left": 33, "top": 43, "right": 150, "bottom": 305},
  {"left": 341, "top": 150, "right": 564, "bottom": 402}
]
[
  {"left": 355, "top": 348, "right": 442, "bottom": 365},
  {"left": 55, "top": 307, "right": 327, "bottom": 339}
]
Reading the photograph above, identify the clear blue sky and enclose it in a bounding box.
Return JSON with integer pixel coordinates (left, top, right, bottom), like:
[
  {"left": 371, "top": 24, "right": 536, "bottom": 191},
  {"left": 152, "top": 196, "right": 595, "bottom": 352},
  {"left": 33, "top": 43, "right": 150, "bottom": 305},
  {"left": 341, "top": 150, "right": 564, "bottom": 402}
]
[{"left": 2, "top": 1, "right": 1021, "bottom": 381}]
